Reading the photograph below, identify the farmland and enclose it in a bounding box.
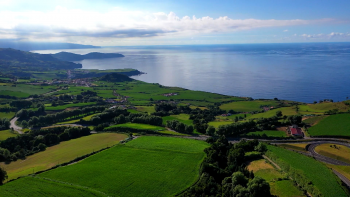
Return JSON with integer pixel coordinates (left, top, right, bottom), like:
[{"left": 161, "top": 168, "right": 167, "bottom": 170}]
[
  {"left": 45, "top": 102, "right": 97, "bottom": 111},
  {"left": 302, "top": 115, "right": 328, "bottom": 126},
  {"left": 0, "top": 112, "right": 15, "bottom": 119},
  {"left": 0, "top": 136, "right": 208, "bottom": 196},
  {"left": 266, "top": 145, "right": 347, "bottom": 197},
  {"left": 0, "top": 133, "right": 127, "bottom": 181},
  {"left": 219, "top": 100, "right": 279, "bottom": 112},
  {"left": 0, "top": 84, "right": 55, "bottom": 97},
  {"left": 162, "top": 114, "right": 193, "bottom": 125},
  {"left": 315, "top": 144, "right": 350, "bottom": 164},
  {"left": 105, "top": 123, "right": 165, "bottom": 131},
  {"left": 276, "top": 143, "right": 308, "bottom": 153},
  {"left": 0, "top": 130, "right": 17, "bottom": 141},
  {"left": 247, "top": 159, "right": 304, "bottom": 197},
  {"left": 308, "top": 114, "right": 350, "bottom": 137},
  {"left": 243, "top": 130, "right": 287, "bottom": 138}
]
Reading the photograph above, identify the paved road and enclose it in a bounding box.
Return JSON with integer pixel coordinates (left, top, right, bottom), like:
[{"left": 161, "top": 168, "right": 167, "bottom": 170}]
[
  {"left": 10, "top": 117, "right": 23, "bottom": 134},
  {"left": 308, "top": 143, "right": 350, "bottom": 166}
]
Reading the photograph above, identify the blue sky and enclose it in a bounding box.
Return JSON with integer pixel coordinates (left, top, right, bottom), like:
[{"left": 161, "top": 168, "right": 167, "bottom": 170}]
[{"left": 1, "top": 0, "right": 349, "bottom": 46}]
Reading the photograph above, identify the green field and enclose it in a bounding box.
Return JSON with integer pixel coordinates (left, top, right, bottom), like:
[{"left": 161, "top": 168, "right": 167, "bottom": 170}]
[
  {"left": 0, "top": 133, "right": 127, "bottom": 180},
  {"left": 0, "top": 129, "right": 18, "bottom": 141},
  {"left": 299, "top": 102, "right": 350, "bottom": 113},
  {"left": 45, "top": 102, "right": 97, "bottom": 111},
  {"left": 267, "top": 145, "right": 347, "bottom": 197},
  {"left": 220, "top": 100, "right": 278, "bottom": 112},
  {"left": 247, "top": 107, "right": 297, "bottom": 119},
  {"left": 308, "top": 114, "right": 350, "bottom": 137},
  {"left": 105, "top": 123, "right": 165, "bottom": 131},
  {"left": 247, "top": 159, "right": 304, "bottom": 197},
  {"left": 208, "top": 121, "right": 233, "bottom": 128},
  {"left": 302, "top": 115, "right": 328, "bottom": 126},
  {"left": 277, "top": 143, "right": 308, "bottom": 152},
  {"left": 0, "top": 112, "right": 15, "bottom": 119},
  {"left": 136, "top": 106, "right": 155, "bottom": 114},
  {"left": 0, "top": 84, "right": 55, "bottom": 97},
  {"left": 162, "top": 114, "right": 193, "bottom": 125},
  {"left": 315, "top": 144, "right": 350, "bottom": 164},
  {"left": 243, "top": 130, "right": 287, "bottom": 138},
  {"left": 0, "top": 136, "right": 208, "bottom": 196}
]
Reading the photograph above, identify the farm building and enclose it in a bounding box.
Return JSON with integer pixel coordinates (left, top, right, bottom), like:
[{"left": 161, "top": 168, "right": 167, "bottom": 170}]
[{"left": 288, "top": 125, "right": 303, "bottom": 136}]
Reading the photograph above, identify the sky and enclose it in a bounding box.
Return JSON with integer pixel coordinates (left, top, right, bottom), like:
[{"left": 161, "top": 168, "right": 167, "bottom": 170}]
[{"left": 1, "top": 0, "right": 350, "bottom": 46}]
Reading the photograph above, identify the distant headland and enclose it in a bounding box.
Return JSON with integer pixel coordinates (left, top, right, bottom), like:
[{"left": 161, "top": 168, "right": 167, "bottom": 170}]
[{"left": 52, "top": 52, "right": 124, "bottom": 61}]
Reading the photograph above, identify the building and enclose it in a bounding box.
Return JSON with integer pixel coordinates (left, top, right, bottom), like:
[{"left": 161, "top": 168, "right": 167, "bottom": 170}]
[{"left": 288, "top": 125, "right": 303, "bottom": 136}]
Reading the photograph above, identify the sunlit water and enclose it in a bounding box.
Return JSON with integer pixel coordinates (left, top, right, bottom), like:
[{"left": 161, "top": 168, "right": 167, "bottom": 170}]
[{"left": 34, "top": 43, "right": 350, "bottom": 103}]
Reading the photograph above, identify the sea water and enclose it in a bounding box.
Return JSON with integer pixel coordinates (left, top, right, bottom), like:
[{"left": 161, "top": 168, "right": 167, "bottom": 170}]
[{"left": 34, "top": 43, "right": 350, "bottom": 103}]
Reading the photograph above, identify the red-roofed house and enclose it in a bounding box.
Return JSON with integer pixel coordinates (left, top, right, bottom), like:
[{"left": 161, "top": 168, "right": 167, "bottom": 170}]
[{"left": 288, "top": 125, "right": 303, "bottom": 136}]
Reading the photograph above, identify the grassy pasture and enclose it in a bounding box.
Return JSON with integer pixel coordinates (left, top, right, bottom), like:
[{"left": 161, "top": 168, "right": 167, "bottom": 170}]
[
  {"left": 105, "top": 123, "right": 165, "bottom": 131},
  {"left": 0, "top": 133, "right": 126, "bottom": 181},
  {"left": 0, "top": 112, "right": 15, "bottom": 119},
  {"left": 326, "top": 164, "right": 350, "bottom": 181},
  {"left": 302, "top": 115, "right": 328, "bottom": 126},
  {"left": 45, "top": 102, "right": 97, "bottom": 111},
  {"left": 0, "top": 176, "right": 106, "bottom": 197},
  {"left": 315, "top": 144, "right": 350, "bottom": 164},
  {"left": 247, "top": 159, "right": 304, "bottom": 197},
  {"left": 276, "top": 143, "right": 308, "bottom": 153},
  {"left": 247, "top": 107, "right": 297, "bottom": 119},
  {"left": 267, "top": 145, "right": 347, "bottom": 197},
  {"left": 308, "top": 114, "right": 350, "bottom": 137},
  {"left": 0, "top": 130, "right": 17, "bottom": 141},
  {"left": 162, "top": 114, "right": 193, "bottom": 125},
  {"left": 208, "top": 121, "right": 233, "bottom": 128},
  {"left": 243, "top": 130, "right": 287, "bottom": 138},
  {"left": 0, "top": 84, "right": 55, "bottom": 96},
  {"left": 299, "top": 102, "right": 350, "bottom": 113},
  {"left": 27, "top": 136, "right": 208, "bottom": 197},
  {"left": 220, "top": 100, "right": 278, "bottom": 112},
  {"left": 136, "top": 105, "right": 155, "bottom": 114}
]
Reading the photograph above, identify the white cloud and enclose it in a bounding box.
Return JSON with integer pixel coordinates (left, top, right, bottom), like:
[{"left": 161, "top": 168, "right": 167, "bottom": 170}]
[
  {"left": 0, "top": 7, "right": 338, "bottom": 44},
  {"left": 300, "top": 32, "right": 350, "bottom": 39},
  {"left": 283, "top": 29, "right": 288, "bottom": 32}
]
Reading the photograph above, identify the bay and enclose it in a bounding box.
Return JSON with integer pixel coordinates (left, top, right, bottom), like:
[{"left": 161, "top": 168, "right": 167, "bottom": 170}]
[{"left": 34, "top": 43, "right": 350, "bottom": 103}]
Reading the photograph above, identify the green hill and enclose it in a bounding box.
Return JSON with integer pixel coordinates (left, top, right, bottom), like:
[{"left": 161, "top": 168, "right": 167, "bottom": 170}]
[
  {"left": 99, "top": 73, "right": 134, "bottom": 82},
  {"left": 52, "top": 52, "right": 124, "bottom": 61}
]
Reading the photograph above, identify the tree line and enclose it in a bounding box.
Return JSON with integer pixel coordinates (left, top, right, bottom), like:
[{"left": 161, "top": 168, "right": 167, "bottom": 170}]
[
  {"left": 166, "top": 120, "right": 194, "bottom": 134},
  {"left": 180, "top": 137, "right": 270, "bottom": 196},
  {"left": 0, "top": 118, "right": 10, "bottom": 130},
  {"left": 0, "top": 126, "right": 90, "bottom": 163}
]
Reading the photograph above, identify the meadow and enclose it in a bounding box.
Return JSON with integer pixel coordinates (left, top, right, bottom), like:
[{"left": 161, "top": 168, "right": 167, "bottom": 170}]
[
  {"left": 243, "top": 130, "right": 287, "bottom": 138},
  {"left": 0, "top": 84, "right": 55, "bottom": 97},
  {"left": 247, "top": 107, "right": 297, "bottom": 119},
  {"left": 315, "top": 144, "right": 350, "bottom": 164},
  {"left": 0, "top": 133, "right": 126, "bottom": 180},
  {"left": 308, "top": 114, "right": 350, "bottom": 137},
  {"left": 0, "top": 112, "right": 15, "bottom": 119},
  {"left": 276, "top": 143, "right": 308, "bottom": 153},
  {"left": 302, "top": 115, "right": 328, "bottom": 126},
  {"left": 0, "top": 130, "right": 17, "bottom": 141},
  {"left": 299, "top": 102, "right": 350, "bottom": 113},
  {"left": 219, "top": 100, "right": 278, "bottom": 112},
  {"left": 0, "top": 136, "right": 209, "bottom": 197},
  {"left": 267, "top": 145, "right": 347, "bottom": 197},
  {"left": 247, "top": 159, "right": 304, "bottom": 197},
  {"left": 162, "top": 114, "right": 193, "bottom": 125},
  {"left": 45, "top": 102, "right": 97, "bottom": 111},
  {"left": 105, "top": 123, "right": 165, "bottom": 131}
]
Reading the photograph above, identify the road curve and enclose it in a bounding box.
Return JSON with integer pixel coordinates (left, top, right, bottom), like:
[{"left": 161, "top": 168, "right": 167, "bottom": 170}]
[
  {"left": 307, "top": 142, "right": 350, "bottom": 166},
  {"left": 10, "top": 117, "right": 23, "bottom": 134}
]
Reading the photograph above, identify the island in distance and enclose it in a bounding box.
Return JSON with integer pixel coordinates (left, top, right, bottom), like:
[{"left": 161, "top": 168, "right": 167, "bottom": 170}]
[{"left": 51, "top": 51, "right": 124, "bottom": 61}]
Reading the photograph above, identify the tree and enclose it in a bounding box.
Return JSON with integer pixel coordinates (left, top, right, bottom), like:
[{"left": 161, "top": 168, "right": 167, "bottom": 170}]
[
  {"left": 247, "top": 177, "right": 270, "bottom": 197},
  {"left": 206, "top": 126, "right": 216, "bottom": 136},
  {"left": 275, "top": 110, "right": 282, "bottom": 117},
  {"left": 0, "top": 167, "right": 7, "bottom": 185},
  {"left": 231, "top": 171, "right": 248, "bottom": 187}
]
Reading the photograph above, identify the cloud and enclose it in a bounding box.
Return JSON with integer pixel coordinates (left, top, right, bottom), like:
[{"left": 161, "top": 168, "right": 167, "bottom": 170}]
[
  {"left": 283, "top": 29, "right": 288, "bottom": 32},
  {"left": 0, "top": 7, "right": 339, "bottom": 43},
  {"left": 300, "top": 32, "right": 350, "bottom": 39}
]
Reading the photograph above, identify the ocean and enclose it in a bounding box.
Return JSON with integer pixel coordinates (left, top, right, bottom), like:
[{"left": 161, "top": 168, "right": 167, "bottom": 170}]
[{"left": 34, "top": 42, "right": 350, "bottom": 103}]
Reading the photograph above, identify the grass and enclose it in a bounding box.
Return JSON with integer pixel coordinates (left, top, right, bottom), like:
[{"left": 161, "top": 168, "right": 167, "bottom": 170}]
[
  {"left": 299, "top": 102, "right": 350, "bottom": 113},
  {"left": 308, "top": 114, "right": 350, "bottom": 137},
  {"left": 0, "top": 130, "right": 17, "bottom": 141},
  {"left": 0, "top": 176, "right": 106, "bottom": 197},
  {"left": 220, "top": 100, "right": 278, "bottom": 112},
  {"left": 162, "top": 114, "right": 193, "bottom": 125},
  {"left": 326, "top": 164, "right": 350, "bottom": 181},
  {"left": 135, "top": 105, "right": 155, "bottom": 114},
  {"left": 267, "top": 145, "right": 347, "bottom": 197},
  {"left": 0, "top": 112, "right": 15, "bottom": 119},
  {"left": 315, "top": 144, "right": 350, "bottom": 164},
  {"left": 105, "top": 123, "right": 165, "bottom": 131},
  {"left": 302, "top": 115, "right": 328, "bottom": 126},
  {"left": 243, "top": 130, "right": 287, "bottom": 138},
  {"left": 0, "top": 84, "right": 55, "bottom": 97},
  {"left": 276, "top": 143, "right": 308, "bottom": 153},
  {"left": 45, "top": 102, "right": 97, "bottom": 111},
  {"left": 247, "top": 107, "right": 297, "bottom": 119},
  {"left": 247, "top": 159, "right": 304, "bottom": 197},
  {"left": 21, "top": 136, "right": 208, "bottom": 197},
  {"left": 208, "top": 121, "right": 233, "bottom": 128},
  {"left": 157, "top": 130, "right": 189, "bottom": 136},
  {"left": 0, "top": 133, "right": 127, "bottom": 181}
]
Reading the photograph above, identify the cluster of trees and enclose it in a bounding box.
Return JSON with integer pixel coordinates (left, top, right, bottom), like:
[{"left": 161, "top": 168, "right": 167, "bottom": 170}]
[
  {"left": 153, "top": 103, "right": 192, "bottom": 116},
  {"left": 25, "top": 106, "right": 105, "bottom": 127},
  {"left": 51, "top": 91, "right": 103, "bottom": 106},
  {"left": 114, "top": 114, "right": 163, "bottom": 126},
  {"left": 0, "top": 118, "right": 10, "bottom": 130},
  {"left": 0, "top": 106, "right": 17, "bottom": 112},
  {"left": 0, "top": 126, "right": 90, "bottom": 162},
  {"left": 166, "top": 120, "right": 194, "bottom": 133},
  {"left": 90, "top": 108, "right": 129, "bottom": 125},
  {"left": 16, "top": 105, "right": 45, "bottom": 119},
  {"left": 10, "top": 100, "right": 33, "bottom": 109},
  {"left": 181, "top": 137, "right": 270, "bottom": 196},
  {"left": 215, "top": 121, "right": 257, "bottom": 136}
]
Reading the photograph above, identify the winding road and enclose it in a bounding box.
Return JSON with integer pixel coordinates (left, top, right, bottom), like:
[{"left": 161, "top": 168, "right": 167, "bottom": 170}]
[{"left": 10, "top": 117, "right": 23, "bottom": 134}]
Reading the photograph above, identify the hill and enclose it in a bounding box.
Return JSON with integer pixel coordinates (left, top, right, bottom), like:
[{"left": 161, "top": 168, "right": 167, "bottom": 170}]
[
  {"left": 0, "top": 48, "right": 81, "bottom": 76},
  {"left": 0, "top": 39, "right": 99, "bottom": 51},
  {"left": 52, "top": 52, "right": 124, "bottom": 61},
  {"left": 99, "top": 73, "right": 134, "bottom": 82}
]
